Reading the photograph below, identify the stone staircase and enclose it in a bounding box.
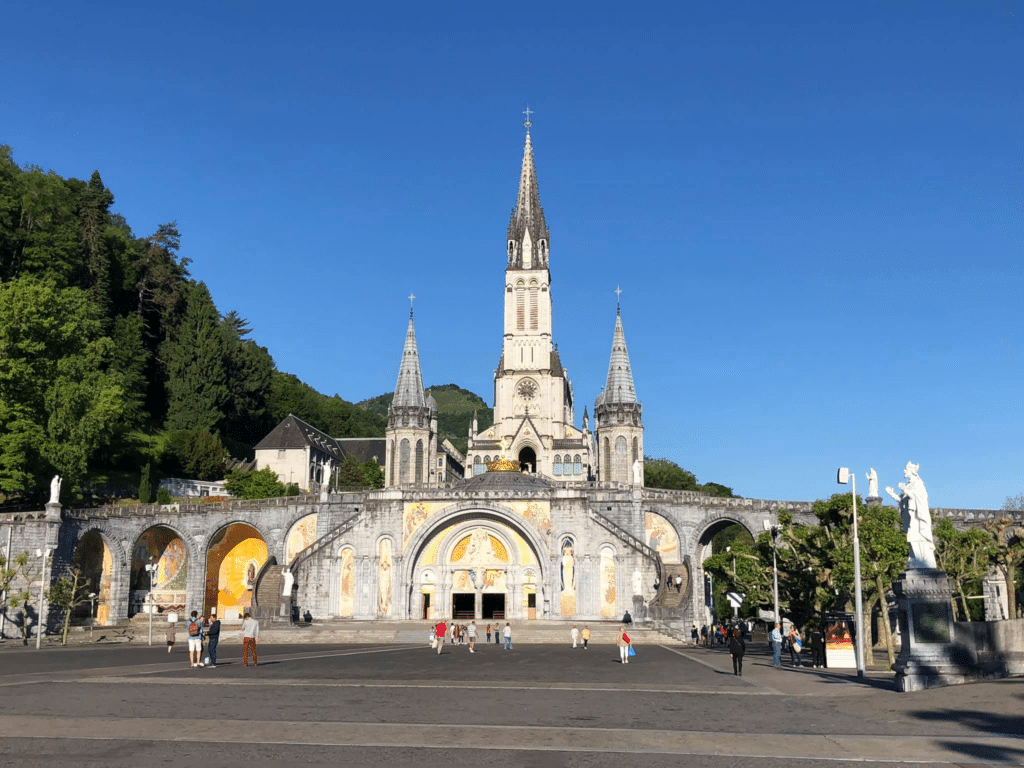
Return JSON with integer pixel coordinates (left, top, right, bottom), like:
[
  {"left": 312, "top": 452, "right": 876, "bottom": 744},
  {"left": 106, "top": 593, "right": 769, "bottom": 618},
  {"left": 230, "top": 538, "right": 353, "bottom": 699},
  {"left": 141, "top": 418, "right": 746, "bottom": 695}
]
[{"left": 253, "top": 561, "right": 287, "bottom": 622}]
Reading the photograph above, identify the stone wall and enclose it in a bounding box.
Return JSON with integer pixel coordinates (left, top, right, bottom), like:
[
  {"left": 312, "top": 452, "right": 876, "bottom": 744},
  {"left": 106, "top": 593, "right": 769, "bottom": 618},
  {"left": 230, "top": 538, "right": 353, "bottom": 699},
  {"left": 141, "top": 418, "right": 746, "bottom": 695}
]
[{"left": 953, "top": 619, "right": 1024, "bottom": 678}]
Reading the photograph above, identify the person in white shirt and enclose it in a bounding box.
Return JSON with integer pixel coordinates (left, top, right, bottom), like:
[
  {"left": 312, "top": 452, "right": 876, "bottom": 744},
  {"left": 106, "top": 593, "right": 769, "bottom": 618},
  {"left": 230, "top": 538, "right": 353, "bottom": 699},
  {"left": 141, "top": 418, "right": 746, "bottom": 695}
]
[
  {"left": 467, "top": 621, "right": 477, "bottom": 652},
  {"left": 241, "top": 612, "right": 260, "bottom": 667},
  {"left": 570, "top": 624, "right": 580, "bottom": 648}
]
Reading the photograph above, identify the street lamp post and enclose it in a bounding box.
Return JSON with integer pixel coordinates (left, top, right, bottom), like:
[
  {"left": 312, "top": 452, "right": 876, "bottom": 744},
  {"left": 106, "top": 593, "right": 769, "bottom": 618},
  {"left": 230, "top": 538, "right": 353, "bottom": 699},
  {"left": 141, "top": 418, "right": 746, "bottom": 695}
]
[
  {"left": 88, "top": 592, "right": 97, "bottom": 639},
  {"left": 838, "top": 467, "right": 866, "bottom": 679},
  {"left": 144, "top": 561, "right": 159, "bottom": 646},
  {"left": 35, "top": 548, "right": 50, "bottom": 650},
  {"left": 762, "top": 521, "right": 780, "bottom": 624}
]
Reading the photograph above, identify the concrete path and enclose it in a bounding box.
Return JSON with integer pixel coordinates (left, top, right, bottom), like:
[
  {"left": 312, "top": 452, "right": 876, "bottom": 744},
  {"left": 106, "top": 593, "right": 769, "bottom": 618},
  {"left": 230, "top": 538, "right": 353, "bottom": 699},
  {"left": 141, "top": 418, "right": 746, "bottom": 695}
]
[{"left": 0, "top": 638, "right": 1021, "bottom": 766}]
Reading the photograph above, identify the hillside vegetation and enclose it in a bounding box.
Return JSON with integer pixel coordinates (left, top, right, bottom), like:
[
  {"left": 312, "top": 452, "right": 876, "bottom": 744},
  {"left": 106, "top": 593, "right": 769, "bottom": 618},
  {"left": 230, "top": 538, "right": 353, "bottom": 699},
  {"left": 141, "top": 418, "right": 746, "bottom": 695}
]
[
  {"left": 359, "top": 384, "right": 493, "bottom": 454},
  {"left": 0, "top": 146, "right": 383, "bottom": 505}
]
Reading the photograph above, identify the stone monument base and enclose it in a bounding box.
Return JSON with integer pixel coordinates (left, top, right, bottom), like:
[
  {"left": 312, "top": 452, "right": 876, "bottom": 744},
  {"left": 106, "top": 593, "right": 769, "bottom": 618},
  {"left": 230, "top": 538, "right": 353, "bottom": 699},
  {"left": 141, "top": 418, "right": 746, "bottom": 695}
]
[{"left": 892, "top": 567, "right": 974, "bottom": 692}]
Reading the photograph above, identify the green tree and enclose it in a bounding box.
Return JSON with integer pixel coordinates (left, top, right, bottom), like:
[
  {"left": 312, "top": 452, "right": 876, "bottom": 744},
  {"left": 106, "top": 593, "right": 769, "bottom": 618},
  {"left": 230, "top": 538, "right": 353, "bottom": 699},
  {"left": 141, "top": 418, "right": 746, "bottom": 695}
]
[
  {"left": 45, "top": 565, "right": 92, "bottom": 646},
  {"left": 224, "top": 467, "right": 285, "bottom": 500},
  {"left": 983, "top": 517, "right": 1024, "bottom": 620},
  {"left": 162, "top": 429, "right": 227, "bottom": 481},
  {"left": 156, "top": 486, "right": 173, "bottom": 504},
  {"left": 0, "top": 551, "right": 31, "bottom": 630},
  {"left": 162, "top": 282, "right": 229, "bottom": 433},
  {"left": 0, "top": 276, "right": 131, "bottom": 495},
  {"left": 643, "top": 458, "right": 699, "bottom": 491},
  {"left": 934, "top": 519, "right": 995, "bottom": 621},
  {"left": 138, "top": 463, "right": 152, "bottom": 504}
]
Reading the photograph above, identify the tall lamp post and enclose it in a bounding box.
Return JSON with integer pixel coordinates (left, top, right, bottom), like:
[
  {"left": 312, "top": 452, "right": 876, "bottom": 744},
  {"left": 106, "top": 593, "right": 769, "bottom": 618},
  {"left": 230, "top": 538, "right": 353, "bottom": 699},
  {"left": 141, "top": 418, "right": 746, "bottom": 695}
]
[
  {"left": 762, "top": 521, "right": 780, "bottom": 625},
  {"left": 35, "top": 548, "right": 51, "bottom": 650},
  {"left": 837, "top": 467, "right": 866, "bottom": 679},
  {"left": 144, "top": 560, "right": 159, "bottom": 646}
]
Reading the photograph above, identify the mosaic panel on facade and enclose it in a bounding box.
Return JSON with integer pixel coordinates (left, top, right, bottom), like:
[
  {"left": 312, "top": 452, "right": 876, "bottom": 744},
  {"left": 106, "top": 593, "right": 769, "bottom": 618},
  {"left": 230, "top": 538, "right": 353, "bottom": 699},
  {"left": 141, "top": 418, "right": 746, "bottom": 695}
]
[
  {"left": 378, "top": 538, "right": 393, "bottom": 617},
  {"left": 285, "top": 513, "right": 319, "bottom": 565},
  {"left": 205, "top": 523, "right": 268, "bottom": 620},
  {"left": 644, "top": 512, "right": 681, "bottom": 564},
  {"left": 600, "top": 545, "right": 616, "bottom": 618},
  {"left": 338, "top": 547, "right": 355, "bottom": 617}
]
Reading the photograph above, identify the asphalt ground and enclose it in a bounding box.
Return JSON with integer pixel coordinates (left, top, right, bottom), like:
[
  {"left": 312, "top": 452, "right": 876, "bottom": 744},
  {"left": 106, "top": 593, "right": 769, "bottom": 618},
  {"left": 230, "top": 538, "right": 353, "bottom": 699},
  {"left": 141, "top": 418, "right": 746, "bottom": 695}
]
[{"left": 0, "top": 638, "right": 1022, "bottom": 767}]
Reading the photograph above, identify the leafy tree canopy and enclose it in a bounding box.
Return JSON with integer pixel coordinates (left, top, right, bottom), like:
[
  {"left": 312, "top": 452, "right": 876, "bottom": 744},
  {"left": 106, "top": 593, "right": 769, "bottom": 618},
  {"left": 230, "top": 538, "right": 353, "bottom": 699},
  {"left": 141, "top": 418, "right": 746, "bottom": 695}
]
[{"left": 643, "top": 457, "right": 735, "bottom": 497}]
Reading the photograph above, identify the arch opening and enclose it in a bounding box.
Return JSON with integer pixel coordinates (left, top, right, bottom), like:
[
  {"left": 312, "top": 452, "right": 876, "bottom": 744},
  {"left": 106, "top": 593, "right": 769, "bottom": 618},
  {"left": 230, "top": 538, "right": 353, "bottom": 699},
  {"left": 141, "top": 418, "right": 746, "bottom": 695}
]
[
  {"left": 129, "top": 526, "right": 188, "bottom": 619},
  {"left": 205, "top": 523, "right": 268, "bottom": 620},
  {"left": 74, "top": 530, "right": 113, "bottom": 626},
  {"left": 517, "top": 446, "right": 537, "bottom": 474}
]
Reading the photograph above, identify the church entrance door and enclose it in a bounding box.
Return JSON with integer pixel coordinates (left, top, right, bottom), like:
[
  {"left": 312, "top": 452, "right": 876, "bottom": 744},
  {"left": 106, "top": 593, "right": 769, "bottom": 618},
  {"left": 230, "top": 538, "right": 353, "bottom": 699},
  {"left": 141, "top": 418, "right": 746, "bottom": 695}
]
[
  {"left": 482, "top": 593, "right": 505, "bottom": 620},
  {"left": 452, "top": 592, "right": 475, "bottom": 619},
  {"left": 518, "top": 447, "right": 537, "bottom": 474}
]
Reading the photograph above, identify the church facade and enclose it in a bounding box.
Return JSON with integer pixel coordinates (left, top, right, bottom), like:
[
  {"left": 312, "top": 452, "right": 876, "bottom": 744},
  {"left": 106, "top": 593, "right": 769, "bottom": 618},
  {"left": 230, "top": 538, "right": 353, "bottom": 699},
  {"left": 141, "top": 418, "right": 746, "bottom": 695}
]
[{"left": 285, "top": 128, "right": 700, "bottom": 625}]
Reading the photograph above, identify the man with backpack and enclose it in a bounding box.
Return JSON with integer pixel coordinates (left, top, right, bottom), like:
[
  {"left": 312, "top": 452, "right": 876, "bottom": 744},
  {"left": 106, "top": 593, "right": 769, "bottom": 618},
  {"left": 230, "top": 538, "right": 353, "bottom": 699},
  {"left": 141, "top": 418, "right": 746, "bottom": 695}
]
[
  {"left": 186, "top": 611, "right": 204, "bottom": 668},
  {"left": 205, "top": 614, "right": 221, "bottom": 668}
]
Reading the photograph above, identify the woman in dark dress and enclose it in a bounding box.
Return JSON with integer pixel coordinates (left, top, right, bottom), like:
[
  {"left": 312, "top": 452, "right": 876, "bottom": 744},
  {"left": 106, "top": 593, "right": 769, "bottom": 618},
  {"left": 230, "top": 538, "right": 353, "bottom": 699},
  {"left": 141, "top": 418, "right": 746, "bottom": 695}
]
[{"left": 728, "top": 627, "right": 746, "bottom": 676}]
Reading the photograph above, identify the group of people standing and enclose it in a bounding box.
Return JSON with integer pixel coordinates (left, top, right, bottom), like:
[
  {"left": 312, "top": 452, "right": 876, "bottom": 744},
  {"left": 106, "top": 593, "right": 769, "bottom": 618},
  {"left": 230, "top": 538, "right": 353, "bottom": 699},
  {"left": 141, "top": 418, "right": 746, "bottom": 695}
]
[
  {"left": 166, "top": 611, "right": 260, "bottom": 667},
  {"left": 769, "top": 622, "right": 825, "bottom": 668},
  {"left": 432, "top": 620, "right": 512, "bottom": 653}
]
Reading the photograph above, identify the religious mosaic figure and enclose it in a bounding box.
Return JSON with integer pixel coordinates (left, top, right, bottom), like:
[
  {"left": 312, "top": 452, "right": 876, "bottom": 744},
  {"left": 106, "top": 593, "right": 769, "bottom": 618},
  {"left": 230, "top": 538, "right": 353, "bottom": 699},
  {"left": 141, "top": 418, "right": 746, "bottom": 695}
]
[
  {"left": 601, "top": 547, "right": 617, "bottom": 617},
  {"left": 560, "top": 538, "right": 576, "bottom": 592},
  {"left": 886, "top": 461, "right": 936, "bottom": 569},
  {"left": 338, "top": 549, "right": 355, "bottom": 617},
  {"left": 377, "top": 539, "right": 393, "bottom": 616}
]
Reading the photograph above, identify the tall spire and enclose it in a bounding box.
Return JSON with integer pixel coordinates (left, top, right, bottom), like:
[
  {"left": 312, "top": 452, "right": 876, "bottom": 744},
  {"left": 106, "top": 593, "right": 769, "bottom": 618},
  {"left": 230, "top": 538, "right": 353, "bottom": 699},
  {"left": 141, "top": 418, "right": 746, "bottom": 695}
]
[
  {"left": 392, "top": 305, "right": 426, "bottom": 408},
  {"left": 507, "top": 120, "right": 549, "bottom": 254},
  {"left": 603, "top": 303, "right": 638, "bottom": 405}
]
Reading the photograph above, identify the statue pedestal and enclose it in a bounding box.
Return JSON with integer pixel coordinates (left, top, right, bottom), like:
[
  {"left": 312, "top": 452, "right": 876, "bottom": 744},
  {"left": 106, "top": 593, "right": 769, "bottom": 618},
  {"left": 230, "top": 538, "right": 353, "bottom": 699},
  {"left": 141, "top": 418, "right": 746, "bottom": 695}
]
[
  {"left": 44, "top": 502, "right": 61, "bottom": 518},
  {"left": 865, "top": 495, "right": 882, "bottom": 507},
  {"left": 892, "top": 567, "right": 971, "bottom": 692}
]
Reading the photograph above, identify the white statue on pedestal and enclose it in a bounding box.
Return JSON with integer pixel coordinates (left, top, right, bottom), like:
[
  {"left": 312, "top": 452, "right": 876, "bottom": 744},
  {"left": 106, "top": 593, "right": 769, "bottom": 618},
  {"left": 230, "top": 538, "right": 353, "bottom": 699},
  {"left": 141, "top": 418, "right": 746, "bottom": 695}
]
[
  {"left": 49, "top": 475, "right": 62, "bottom": 505},
  {"left": 886, "top": 461, "right": 936, "bottom": 570},
  {"left": 865, "top": 468, "right": 879, "bottom": 498},
  {"left": 632, "top": 459, "right": 642, "bottom": 485},
  {"left": 281, "top": 568, "right": 294, "bottom": 597}
]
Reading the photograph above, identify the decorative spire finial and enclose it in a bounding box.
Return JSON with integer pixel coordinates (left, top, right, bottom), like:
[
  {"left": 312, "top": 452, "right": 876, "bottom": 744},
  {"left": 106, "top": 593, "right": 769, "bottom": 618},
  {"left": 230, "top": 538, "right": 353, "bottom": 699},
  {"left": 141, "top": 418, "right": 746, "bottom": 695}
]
[
  {"left": 615, "top": 285, "right": 623, "bottom": 313},
  {"left": 523, "top": 106, "right": 533, "bottom": 134},
  {"left": 408, "top": 292, "right": 416, "bottom": 318}
]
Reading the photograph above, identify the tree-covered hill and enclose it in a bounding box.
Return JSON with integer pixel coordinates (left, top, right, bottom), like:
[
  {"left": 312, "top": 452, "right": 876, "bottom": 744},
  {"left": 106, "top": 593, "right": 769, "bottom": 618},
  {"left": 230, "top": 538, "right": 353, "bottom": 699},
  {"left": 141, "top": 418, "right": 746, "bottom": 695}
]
[
  {"left": 0, "top": 145, "right": 382, "bottom": 504},
  {"left": 358, "top": 384, "right": 493, "bottom": 454}
]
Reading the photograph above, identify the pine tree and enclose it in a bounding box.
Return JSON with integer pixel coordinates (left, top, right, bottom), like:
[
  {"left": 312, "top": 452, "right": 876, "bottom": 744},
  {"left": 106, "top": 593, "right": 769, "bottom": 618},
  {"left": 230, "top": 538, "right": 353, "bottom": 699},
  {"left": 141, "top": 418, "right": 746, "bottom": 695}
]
[{"left": 138, "top": 463, "right": 152, "bottom": 503}]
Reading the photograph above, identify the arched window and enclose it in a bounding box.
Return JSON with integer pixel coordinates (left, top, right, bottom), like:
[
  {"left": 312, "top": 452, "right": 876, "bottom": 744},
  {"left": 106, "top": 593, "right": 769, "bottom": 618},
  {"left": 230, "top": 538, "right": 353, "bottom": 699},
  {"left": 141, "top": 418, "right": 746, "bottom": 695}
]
[
  {"left": 553, "top": 455, "right": 562, "bottom": 476},
  {"left": 603, "top": 438, "right": 611, "bottom": 480},
  {"left": 473, "top": 455, "right": 482, "bottom": 477},
  {"left": 516, "top": 282, "right": 525, "bottom": 330},
  {"left": 632, "top": 437, "right": 639, "bottom": 465},
  {"left": 399, "top": 439, "right": 411, "bottom": 484},
  {"left": 529, "top": 282, "right": 538, "bottom": 330},
  {"left": 388, "top": 440, "right": 395, "bottom": 486},
  {"left": 415, "top": 440, "right": 424, "bottom": 483},
  {"left": 574, "top": 455, "right": 582, "bottom": 475}
]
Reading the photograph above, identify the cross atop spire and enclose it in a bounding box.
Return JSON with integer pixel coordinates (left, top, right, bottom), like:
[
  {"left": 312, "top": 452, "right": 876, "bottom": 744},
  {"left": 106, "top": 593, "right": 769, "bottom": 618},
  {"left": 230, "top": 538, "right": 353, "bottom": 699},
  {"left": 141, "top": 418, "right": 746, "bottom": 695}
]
[
  {"left": 615, "top": 286, "right": 623, "bottom": 314},
  {"left": 408, "top": 292, "right": 416, "bottom": 317},
  {"left": 523, "top": 106, "right": 533, "bottom": 133}
]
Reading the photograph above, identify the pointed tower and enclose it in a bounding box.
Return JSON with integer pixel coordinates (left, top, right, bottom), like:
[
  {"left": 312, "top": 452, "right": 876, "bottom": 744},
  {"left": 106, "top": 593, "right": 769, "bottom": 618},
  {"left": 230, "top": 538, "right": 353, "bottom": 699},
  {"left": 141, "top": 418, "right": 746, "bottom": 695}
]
[
  {"left": 465, "top": 119, "right": 592, "bottom": 481},
  {"left": 385, "top": 303, "right": 438, "bottom": 487},
  {"left": 594, "top": 301, "right": 644, "bottom": 486}
]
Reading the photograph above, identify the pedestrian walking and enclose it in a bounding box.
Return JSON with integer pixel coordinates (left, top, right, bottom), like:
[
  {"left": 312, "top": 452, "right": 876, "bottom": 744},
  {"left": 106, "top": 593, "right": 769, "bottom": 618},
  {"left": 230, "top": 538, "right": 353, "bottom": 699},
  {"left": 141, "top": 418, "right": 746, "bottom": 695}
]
[
  {"left": 616, "top": 625, "right": 631, "bottom": 664},
  {"left": 205, "top": 614, "right": 221, "bottom": 667},
  {"left": 468, "top": 621, "right": 477, "bottom": 652},
  {"left": 435, "top": 619, "right": 447, "bottom": 655},
  {"left": 810, "top": 626, "right": 825, "bottom": 669},
  {"left": 769, "top": 622, "right": 783, "bottom": 667},
  {"left": 570, "top": 624, "right": 579, "bottom": 648},
  {"left": 186, "top": 611, "right": 204, "bottom": 668},
  {"left": 486, "top": 623, "right": 492, "bottom": 643},
  {"left": 495, "top": 624, "right": 502, "bottom": 644},
  {"left": 675, "top": 575, "right": 682, "bottom": 592},
  {"left": 581, "top": 625, "right": 590, "bottom": 649},
  {"left": 728, "top": 627, "right": 746, "bottom": 676},
  {"left": 788, "top": 625, "right": 803, "bottom": 667},
  {"left": 503, "top": 622, "right": 512, "bottom": 650},
  {"left": 691, "top": 625, "right": 699, "bottom": 647},
  {"left": 166, "top": 621, "right": 176, "bottom": 653},
  {"left": 241, "top": 612, "right": 259, "bottom": 667}
]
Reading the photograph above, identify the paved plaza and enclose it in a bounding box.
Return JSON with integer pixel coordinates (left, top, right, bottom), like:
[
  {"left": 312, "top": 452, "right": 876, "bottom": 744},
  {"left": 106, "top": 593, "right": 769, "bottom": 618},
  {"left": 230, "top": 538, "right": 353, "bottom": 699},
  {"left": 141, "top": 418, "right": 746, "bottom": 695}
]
[{"left": 0, "top": 636, "right": 1022, "bottom": 767}]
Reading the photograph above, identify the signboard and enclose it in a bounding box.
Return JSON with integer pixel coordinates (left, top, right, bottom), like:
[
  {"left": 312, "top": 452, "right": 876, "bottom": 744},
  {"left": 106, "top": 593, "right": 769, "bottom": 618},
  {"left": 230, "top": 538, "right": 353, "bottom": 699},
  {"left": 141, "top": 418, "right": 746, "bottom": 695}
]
[{"left": 825, "top": 615, "right": 856, "bottom": 668}]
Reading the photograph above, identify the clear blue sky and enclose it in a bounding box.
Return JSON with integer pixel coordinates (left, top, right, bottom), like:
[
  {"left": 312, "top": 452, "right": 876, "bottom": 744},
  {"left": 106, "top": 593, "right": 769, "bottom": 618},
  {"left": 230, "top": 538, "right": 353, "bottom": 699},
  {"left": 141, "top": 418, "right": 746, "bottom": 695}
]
[{"left": 3, "top": 1, "right": 1021, "bottom": 509}]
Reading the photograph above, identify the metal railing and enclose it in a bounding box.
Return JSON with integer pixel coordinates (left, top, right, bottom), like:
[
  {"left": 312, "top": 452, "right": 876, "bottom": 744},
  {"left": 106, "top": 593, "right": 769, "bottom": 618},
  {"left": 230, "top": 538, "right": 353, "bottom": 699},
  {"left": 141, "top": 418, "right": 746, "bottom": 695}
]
[{"left": 287, "top": 510, "right": 363, "bottom": 574}]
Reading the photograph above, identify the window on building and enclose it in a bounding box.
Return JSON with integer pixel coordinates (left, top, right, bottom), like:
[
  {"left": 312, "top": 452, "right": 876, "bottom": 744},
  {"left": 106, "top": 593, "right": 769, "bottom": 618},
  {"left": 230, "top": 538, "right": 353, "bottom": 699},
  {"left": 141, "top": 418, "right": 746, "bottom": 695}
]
[
  {"left": 399, "top": 439, "right": 411, "bottom": 484},
  {"left": 415, "top": 440, "right": 424, "bottom": 483},
  {"left": 574, "top": 455, "right": 582, "bottom": 475},
  {"left": 278, "top": 449, "right": 286, "bottom": 459},
  {"left": 553, "top": 456, "right": 562, "bottom": 475}
]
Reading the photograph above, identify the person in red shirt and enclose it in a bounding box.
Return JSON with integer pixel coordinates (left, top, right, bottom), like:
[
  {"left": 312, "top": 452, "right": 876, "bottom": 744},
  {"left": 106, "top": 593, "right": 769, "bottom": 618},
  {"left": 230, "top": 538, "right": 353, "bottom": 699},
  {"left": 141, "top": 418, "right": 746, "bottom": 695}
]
[{"left": 435, "top": 620, "right": 447, "bottom": 655}]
